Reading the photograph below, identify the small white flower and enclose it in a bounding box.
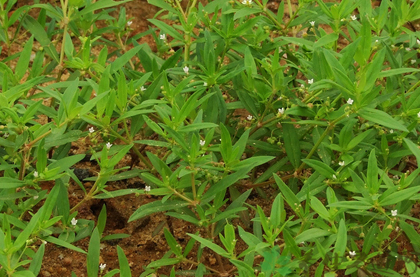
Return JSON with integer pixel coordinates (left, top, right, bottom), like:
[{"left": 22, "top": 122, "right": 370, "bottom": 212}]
[
  {"left": 141, "top": 86, "right": 146, "bottom": 91},
  {"left": 391, "top": 210, "right": 397, "bottom": 217},
  {"left": 338, "top": 161, "right": 345, "bottom": 166},
  {"left": 242, "top": 0, "right": 252, "bottom": 4},
  {"left": 71, "top": 218, "right": 78, "bottom": 226},
  {"left": 340, "top": 18, "right": 345, "bottom": 22},
  {"left": 375, "top": 40, "right": 379, "bottom": 43},
  {"left": 411, "top": 59, "right": 416, "bottom": 65},
  {"left": 34, "top": 171, "right": 39, "bottom": 178},
  {"left": 308, "top": 79, "right": 313, "bottom": 84},
  {"left": 332, "top": 174, "right": 337, "bottom": 179},
  {"left": 145, "top": 186, "right": 151, "bottom": 192},
  {"left": 89, "top": 127, "right": 95, "bottom": 133},
  {"left": 347, "top": 98, "right": 354, "bottom": 105},
  {"left": 350, "top": 15, "right": 357, "bottom": 21},
  {"left": 417, "top": 39, "right": 420, "bottom": 45},
  {"left": 99, "top": 263, "right": 106, "bottom": 271},
  {"left": 349, "top": 251, "right": 356, "bottom": 257},
  {"left": 247, "top": 115, "right": 253, "bottom": 120},
  {"left": 417, "top": 111, "right": 420, "bottom": 118},
  {"left": 300, "top": 84, "right": 305, "bottom": 88},
  {"left": 406, "top": 48, "right": 411, "bottom": 51},
  {"left": 310, "top": 21, "right": 315, "bottom": 27},
  {"left": 392, "top": 175, "right": 399, "bottom": 180},
  {"left": 199, "top": 140, "right": 205, "bottom": 146},
  {"left": 106, "top": 142, "right": 112, "bottom": 150},
  {"left": 390, "top": 129, "right": 394, "bottom": 134},
  {"left": 127, "top": 21, "right": 133, "bottom": 26},
  {"left": 282, "top": 53, "right": 287, "bottom": 58},
  {"left": 3, "top": 133, "right": 8, "bottom": 138},
  {"left": 33, "top": 195, "right": 39, "bottom": 200},
  {"left": 203, "top": 82, "right": 207, "bottom": 87},
  {"left": 160, "top": 34, "right": 166, "bottom": 40},
  {"left": 42, "top": 240, "right": 47, "bottom": 245},
  {"left": 278, "top": 108, "right": 285, "bottom": 115},
  {"left": 183, "top": 66, "right": 189, "bottom": 74}
]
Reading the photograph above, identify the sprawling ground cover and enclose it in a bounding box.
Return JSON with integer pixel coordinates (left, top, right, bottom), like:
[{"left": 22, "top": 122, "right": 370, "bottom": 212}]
[{"left": 1, "top": 0, "right": 420, "bottom": 276}]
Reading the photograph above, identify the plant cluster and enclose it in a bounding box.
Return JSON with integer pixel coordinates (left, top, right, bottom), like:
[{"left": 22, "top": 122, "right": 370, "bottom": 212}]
[{"left": 1, "top": 0, "right": 420, "bottom": 276}]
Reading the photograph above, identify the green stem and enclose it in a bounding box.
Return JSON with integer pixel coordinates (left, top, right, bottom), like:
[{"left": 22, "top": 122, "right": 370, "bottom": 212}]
[
  {"left": 168, "top": 186, "right": 196, "bottom": 205},
  {"left": 250, "top": 115, "right": 280, "bottom": 136},
  {"left": 182, "top": 258, "right": 223, "bottom": 275},
  {"left": 295, "top": 113, "right": 348, "bottom": 174},
  {"left": 406, "top": 79, "right": 420, "bottom": 94},
  {"left": 59, "top": 0, "right": 69, "bottom": 67},
  {"left": 70, "top": 175, "right": 102, "bottom": 213},
  {"left": 254, "top": 0, "right": 283, "bottom": 31},
  {"left": 108, "top": 128, "right": 154, "bottom": 170},
  {"left": 191, "top": 171, "right": 196, "bottom": 200},
  {"left": 284, "top": 0, "right": 301, "bottom": 30}
]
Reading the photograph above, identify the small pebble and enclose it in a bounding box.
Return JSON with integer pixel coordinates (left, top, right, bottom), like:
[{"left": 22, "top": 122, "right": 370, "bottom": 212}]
[{"left": 63, "top": 257, "right": 72, "bottom": 266}]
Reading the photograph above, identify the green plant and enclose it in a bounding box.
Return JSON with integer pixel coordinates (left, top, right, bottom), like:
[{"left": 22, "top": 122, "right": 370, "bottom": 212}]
[{"left": 2, "top": 0, "right": 420, "bottom": 276}]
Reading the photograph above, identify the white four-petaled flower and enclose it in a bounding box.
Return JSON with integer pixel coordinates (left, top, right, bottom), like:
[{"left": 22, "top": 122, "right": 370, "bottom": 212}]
[
  {"left": 145, "top": 186, "right": 151, "bottom": 192},
  {"left": 127, "top": 21, "right": 133, "bottom": 26},
  {"left": 183, "top": 66, "right": 189, "bottom": 74},
  {"left": 278, "top": 108, "right": 285, "bottom": 115},
  {"left": 203, "top": 82, "right": 207, "bottom": 87},
  {"left": 347, "top": 98, "right": 354, "bottom": 105},
  {"left": 339, "top": 161, "right": 345, "bottom": 166},
  {"left": 242, "top": 0, "right": 252, "bottom": 4},
  {"left": 247, "top": 115, "right": 253, "bottom": 120},
  {"left": 391, "top": 210, "right": 397, "bottom": 217},
  {"left": 349, "top": 251, "right": 356, "bottom": 257},
  {"left": 99, "top": 263, "right": 106, "bottom": 271},
  {"left": 308, "top": 79, "right": 313, "bottom": 84},
  {"left": 199, "top": 140, "right": 205, "bottom": 146},
  {"left": 71, "top": 218, "right": 78, "bottom": 226},
  {"left": 350, "top": 15, "right": 357, "bottom": 21},
  {"left": 106, "top": 142, "right": 112, "bottom": 150},
  {"left": 310, "top": 21, "right": 315, "bottom": 27},
  {"left": 160, "top": 34, "right": 166, "bottom": 40},
  {"left": 89, "top": 127, "right": 95, "bottom": 133},
  {"left": 34, "top": 171, "right": 39, "bottom": 178},
  {"left": 141, "top": 86, "right": 146, "bottom": 91}
]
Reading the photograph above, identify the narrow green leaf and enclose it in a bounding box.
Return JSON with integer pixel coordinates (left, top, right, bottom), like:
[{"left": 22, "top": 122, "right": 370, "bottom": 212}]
[
  {"left": 148, "top": 19, "right": 184, "bottom": 41},
  {"left": 283, "top": 123, "right": 301, "bottom": 169},
  {"left": 310, "top": 197, "right": 330, "bottom": 221},
  {"left": 117, "top": 246, "right": 131, "bottom": 277},
  {"left": 87, "top": 228, "right": 100, "bottom": 277},
  {"left": 16, "top": 36, "right": 34, "bottom": 80},
  {"left": 367, "top": 149, "right": 379, "bottom": 194},
  {"left": 358, "top": 108, "right": 408, "bottom": 132},
  {"left": 332, "top": 219, "right": 347, "bottom": 258},
  {"left": 302, "top": 159, "right": 335, "bottom": 179},
  {"left": 188, "top": 233, "right": 230, "bottom": 257},
  {"left": 128, "top": 200, "right": 189, "bottom": 222}
]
